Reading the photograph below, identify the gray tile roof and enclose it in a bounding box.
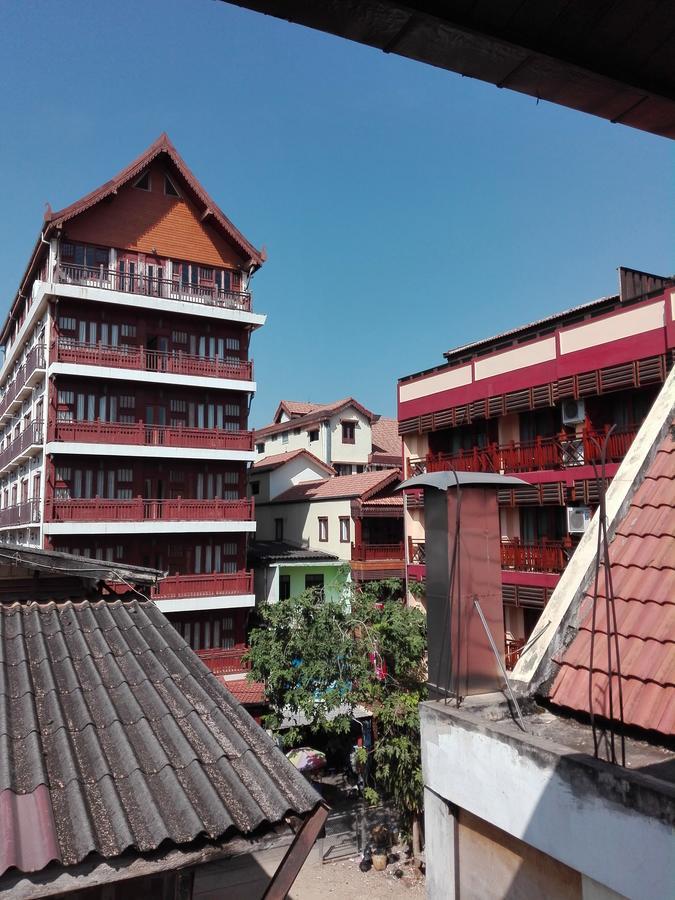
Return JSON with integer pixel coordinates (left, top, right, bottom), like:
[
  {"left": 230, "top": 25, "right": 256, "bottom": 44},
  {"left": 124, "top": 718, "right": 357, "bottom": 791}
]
[{"left": 0, "top": 598, "right": 320, "bottom": 877}]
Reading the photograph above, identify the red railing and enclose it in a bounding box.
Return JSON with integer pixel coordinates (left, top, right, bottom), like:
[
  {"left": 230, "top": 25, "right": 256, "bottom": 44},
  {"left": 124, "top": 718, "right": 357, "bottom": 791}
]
[
  {"left": 56, "top": 264, "right": 252, "bottom": 312},
  {"left": 408, "top": 539, "right": 426, "bottom": 565},
  {"left": 505, "top": 638, "right": 526, "bottom": 671},
  {"left": 425, "top": 426, "right": 637, "bottom": 476},
  {"left": 151, "top": 570, "right": 254, "bottom": 599},
  {"left": 351, "top": 542, "right": 405, "bottom": 561},
  {"left": 0, "top": 420, "right": 43, "bottom": 471},
  {"left": 52, "top": 339, "right": 253, "bottom": 382},
  {"left": 197, "top": 647, "right": 251, "bottom": 675},
  {"left": 500, "top": 538, "right": 567, "bottom": 573},
  {"left": 44, "top": 497, "right": 254, "bottom": 523},
  {"left": 0, "top": 344, "right": 46, "bottom": 418},
  {"left": 0, "top": 499, "right": 41, "bottom": 528},
  {"left": 51, "top": 419, "right": 253, "bottom": 451}
]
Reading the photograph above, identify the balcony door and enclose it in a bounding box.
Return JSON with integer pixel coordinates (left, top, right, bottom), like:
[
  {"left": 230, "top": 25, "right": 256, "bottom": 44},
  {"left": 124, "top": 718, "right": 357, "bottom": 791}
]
[
  {"left": 146, "top": 335, "right": 169, "bottom": 371},
  {"left": 117, "top": 253, "right": 138, "bottom": 293},
  {"left": 144, "top": 256, "right": 165, "bottom": 297},
  {"left": 145, "top": 404, "right": 166, "bottom": 445},
  {"left": 143, "top": 473, "right": 164, "bottom": 520}
]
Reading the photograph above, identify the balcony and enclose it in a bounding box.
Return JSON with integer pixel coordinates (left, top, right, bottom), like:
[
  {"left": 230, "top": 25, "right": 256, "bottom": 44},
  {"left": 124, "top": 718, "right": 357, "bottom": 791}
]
[
  {"left": 151, "top": 570, "right": 254, "bottom": 600},
  {"left": 500, "top": 538, "right": 568, "bottom": 574},
  {"left": 414, "top": 426, "right": 638, "bottom": 477},
  {"left": 56, "top": 264, "right": 252, "bottom": 313},
  {"left": 351, "top": 542, "right": 405, "bottom": 581},
  {"left": 52, "top": 339, "right": 253, "bottom": 383},
  {"left": 51, "top": 419, "right": 254, "bottom": 452},
  {"left": 0, "top": 499, "right": 41, "bottom": 529},
  {"left": 351, "top": 542, "right": 405, "bottom": 561},
  {"left": 44, "top": 497, "right": 254, "bottom": 524},
  {"left": 0, "top": 420, "right": 43, "bottom": 473},
  {"left": 196, "top": 647, "right": 251, "bottom": 675},
  {"left": 0, "top": 345, "right": 47, "bottom": 420}
]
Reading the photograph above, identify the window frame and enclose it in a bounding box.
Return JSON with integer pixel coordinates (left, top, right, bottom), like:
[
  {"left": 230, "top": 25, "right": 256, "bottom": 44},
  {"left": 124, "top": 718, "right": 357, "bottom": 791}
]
[
  {"left": 341, "top": 421, "right": 356, "bottom": 444},
  {"left": 339, "top": 516, "right": 351, "bottom": 543},
  {"left": 318, "top": 516, "right": 329, "bottom": 542}
]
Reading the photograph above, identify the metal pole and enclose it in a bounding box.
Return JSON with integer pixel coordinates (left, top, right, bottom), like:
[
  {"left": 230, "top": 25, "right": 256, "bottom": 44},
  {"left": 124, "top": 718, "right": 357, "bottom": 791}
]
[{"left": 473, "top": 597, "right": 527, "bottom": 732}]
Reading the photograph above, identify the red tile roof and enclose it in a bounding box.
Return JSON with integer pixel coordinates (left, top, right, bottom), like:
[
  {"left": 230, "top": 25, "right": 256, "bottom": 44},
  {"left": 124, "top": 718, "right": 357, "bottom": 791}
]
[
  {"left": 220, "top": 678, "right": 266, "bottom": 705},
  {"left": 251, "top": 448, "right": 335, "bottom": 475},
  {"left": 255, "top": 398, "right": 375, "bottom": 439},
  {"left": 271, "top": 469, "right": 400, "bottom": 504},
  {"left": 274, "top": 400, "right": 326, "bottom": 421},
  {"left": 549, "top": 424, "right": 675, "bottom": 735},
  {"left": 371, "top": 417, "right": 402, "bottom": 457}
]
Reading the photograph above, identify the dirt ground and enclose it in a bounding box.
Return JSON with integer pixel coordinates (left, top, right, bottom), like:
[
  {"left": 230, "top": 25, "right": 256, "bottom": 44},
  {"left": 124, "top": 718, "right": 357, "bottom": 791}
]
[{"left": 291, "top": 852, "right": 425, "bottom": 899}]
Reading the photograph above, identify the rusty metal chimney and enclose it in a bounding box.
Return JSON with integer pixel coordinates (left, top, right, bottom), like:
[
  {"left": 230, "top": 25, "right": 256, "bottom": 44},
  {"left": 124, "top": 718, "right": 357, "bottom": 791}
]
[{"left": 399, "top": 472, "right": 528, "bottom": 701}]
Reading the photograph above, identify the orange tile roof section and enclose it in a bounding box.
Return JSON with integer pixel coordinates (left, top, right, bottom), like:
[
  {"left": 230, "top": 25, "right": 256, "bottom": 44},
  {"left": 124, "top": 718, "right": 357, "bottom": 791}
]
[
  {"left": 271, "top": 469, "right": 401, "bottom": 504},
  {"left": 255, "top": 398, "right": 375, "bottom": 439},
  {"left": 220, "top": 678, "right": 266, "bottom": 705},
  {"left": 371, "top": 416, "right": 403, "bottom": 457},
  {"left": 251, "top": 449, "right": 335, "bottom": 475},
  {"left": 549, "top": 423, "right": 675, "bottom": 736}
]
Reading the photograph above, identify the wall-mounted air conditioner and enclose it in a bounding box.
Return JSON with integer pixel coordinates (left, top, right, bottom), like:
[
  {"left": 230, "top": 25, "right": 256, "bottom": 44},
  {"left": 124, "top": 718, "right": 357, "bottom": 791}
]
[
  {"left": 562, "top": 398, "right": 586, "bottom": 425},
  {"left": 567, "top": 506, "right": 591, "bottom": 534},
  {"left": 561, "top": 438, "right": 584, "bottom": 467}
]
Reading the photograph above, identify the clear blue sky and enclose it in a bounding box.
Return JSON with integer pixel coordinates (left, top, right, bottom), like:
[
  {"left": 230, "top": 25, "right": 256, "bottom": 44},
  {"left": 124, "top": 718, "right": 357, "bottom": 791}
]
[{"left": 0, "top": 0, "right": 672, "bottom": 427}]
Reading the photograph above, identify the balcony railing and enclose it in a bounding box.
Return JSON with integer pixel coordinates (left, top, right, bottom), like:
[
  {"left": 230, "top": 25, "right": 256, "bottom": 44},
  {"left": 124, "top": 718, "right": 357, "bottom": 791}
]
[
  {"left": 151, "top": 570, "right": 254, "bottom": 599},
  {"left": 0, "top": 344, "right": 47, "bottom": 419},
  {"left": 44, "top": 496, "right": 254, "bottom": 523},
  {"left": 56, "top": 264, "right": 252, "bottom": 312},
  {"left": 351, "top": 542, "right": 405, "bottom": 561},
  {"left": 500, "top": 538, "right": 568, "bottom": 574},
  {"left": 52, "top": 339, "right": 253, "bottom": 382},
  {"left": 51, "top": 419, "right": 253, "bottom": 452},
  {"left": 197, "top": 647, "right": 251, "bottom": 675},
  {"left": 0, "top": 499, "right": 41, "bottom": 528},
  {"left": 505, "top": 638, "right": 526, "bottom": 671},
  {"left": 417, "top": 426, "right": 638, "bottom": 477},
  {"left": 0, "top": 420, "right": 43, "bottom": 472},
  {"left": 408, "top": 539, "right": 426, "bottom": 565}
]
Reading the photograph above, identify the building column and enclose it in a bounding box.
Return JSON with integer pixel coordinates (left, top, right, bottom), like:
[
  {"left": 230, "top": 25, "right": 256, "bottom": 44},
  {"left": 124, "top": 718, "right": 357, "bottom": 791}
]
[
  {"left": 424, "top": 787, "right": 458, "bottom": 900},
  {"left": 266, "top": 564, "right": 280, "bottom": 604}
]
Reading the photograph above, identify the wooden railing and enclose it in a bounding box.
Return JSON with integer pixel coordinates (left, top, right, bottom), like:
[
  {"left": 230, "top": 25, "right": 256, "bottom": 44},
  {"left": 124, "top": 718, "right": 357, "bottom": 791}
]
[
  {"left": 505, "top": 638, "right": 526, "bottom": 671},
  {"left": 351, "top": 542, "right": 405, "bottom": 561},
  {"left": 423, "top": 426, "right": 637, "bottom": 476},
  {"left": 44, "top": 497, "right": 254, "bottom": 523},
  {"left": 51, "top": 419, "right": 254, "bottom": 451},
  {"left": 52, "top": 339, "right": 253, "bottom": 382},
  {"left": 408, "top": 539, "right": 426, "bottom": 565},
  {"left": 56, "top": 264, "right": 252, "bottom": 312},
  {"left": 500, "top": 538, "right": 567, "bottom": 573},
  {"left": 0, "top": 344, "right": 46, "bottom": 418},
  {"left": 0, "top": 420, "right": 43, "bottom": 471},
  {"left": 0, "top": 499, "right": 41, "bottom": 528},
  {"left": 151, "top": 570, "right": 254, "bottom": 599},
  {"left": 197, "top": 647, "right": 251, "bottom": 675}
]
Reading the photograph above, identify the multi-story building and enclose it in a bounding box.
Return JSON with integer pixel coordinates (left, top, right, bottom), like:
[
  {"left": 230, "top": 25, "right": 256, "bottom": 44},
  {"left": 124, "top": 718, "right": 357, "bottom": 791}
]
[
  {"left": 397, "top": 267, "right": 675, "bottom": 658},
  {"left": 250, "top": 452, "right": 405, "bottom": 583},
  {"left": 0, "top": 133, "right": 265, "bottom": 668},
  {"left": 253, "top": 398, "right": 401, "bottom": 474}
]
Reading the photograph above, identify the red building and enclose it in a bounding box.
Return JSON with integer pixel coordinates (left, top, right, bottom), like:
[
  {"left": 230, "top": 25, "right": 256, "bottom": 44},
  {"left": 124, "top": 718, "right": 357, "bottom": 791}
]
[
  {"left": 397, "top": 267, "right": 675, "bottom": 658},
  {"left": 0, "top": 134, "right": 265, "bottom": 666}
]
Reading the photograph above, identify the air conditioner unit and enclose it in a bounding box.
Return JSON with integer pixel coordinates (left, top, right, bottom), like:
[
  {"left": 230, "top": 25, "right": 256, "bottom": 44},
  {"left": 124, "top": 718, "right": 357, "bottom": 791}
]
[
  {"left": 561, "top": 438, "right": 584, "bottom": 467},
  {"left": 567, "top": 506, "right": 591, "bottom": 534},
  {"left": 562, "top": 398, "right": 586, "bottom": 425}
]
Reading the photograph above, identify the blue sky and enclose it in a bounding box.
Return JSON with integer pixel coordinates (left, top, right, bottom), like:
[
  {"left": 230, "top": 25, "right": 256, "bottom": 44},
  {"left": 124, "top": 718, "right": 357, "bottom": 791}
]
[{"left": 0, "top": 0, "right": 672, "bottom": 427}]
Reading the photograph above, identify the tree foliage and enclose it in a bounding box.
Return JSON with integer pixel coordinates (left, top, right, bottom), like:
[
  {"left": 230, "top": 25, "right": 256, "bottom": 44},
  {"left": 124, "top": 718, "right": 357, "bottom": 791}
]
[{"left": 246, "top": 579, "right": 427, "bottom": 832}]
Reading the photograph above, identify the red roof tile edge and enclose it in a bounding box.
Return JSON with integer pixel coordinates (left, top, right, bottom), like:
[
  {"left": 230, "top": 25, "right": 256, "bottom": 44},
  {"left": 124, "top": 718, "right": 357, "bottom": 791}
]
[{"left": 0, "top": 785, "right": 61, "bottom": 877}]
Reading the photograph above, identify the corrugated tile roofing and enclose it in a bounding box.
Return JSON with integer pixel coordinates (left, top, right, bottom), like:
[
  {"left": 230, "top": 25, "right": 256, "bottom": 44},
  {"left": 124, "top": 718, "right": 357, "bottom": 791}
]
[
  {"left": 0, "top": 598, "right": 319, "bottom": 877},
  {"left": 271, "top": 469, "right": 400, "bottom": 504},
  {"left": 549, "top": 423, "right": 675, "bottom": 735},
  {"left": 221, "top": 679, "right": 266, "bottom": 706},
  {"left": 370, "top": 417, "right": 402, "bottom": 457}
]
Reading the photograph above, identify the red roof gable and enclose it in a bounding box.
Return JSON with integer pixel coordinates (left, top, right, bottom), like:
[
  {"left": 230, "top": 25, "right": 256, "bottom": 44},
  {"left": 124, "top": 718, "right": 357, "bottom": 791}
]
[
  {"left": 549, "top": 423, "right": 675, "bottom": 736},
  {"left": 251, "top": 448, "right": 335, "bottom": 476},
  {"left": 273, "top": 400, "right": 326, "bottom": 422},
  {"left": 271, "top": 469, "right": 400, "bottom": 504},
  {"left": 255, "top": 398, "right": 376, "bottom": 440}
]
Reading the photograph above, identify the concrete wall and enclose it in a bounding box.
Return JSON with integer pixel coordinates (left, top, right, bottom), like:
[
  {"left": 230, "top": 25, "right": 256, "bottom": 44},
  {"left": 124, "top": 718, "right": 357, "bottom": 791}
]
[
  {"left": 421, "top": 703, "right": 673, "bottom": 900},
  {"left": 269, "top": 456, "right": 327, "bottom": 499},
  {"left": 256, "top": 498, "right": 354, "bottom": 560}
]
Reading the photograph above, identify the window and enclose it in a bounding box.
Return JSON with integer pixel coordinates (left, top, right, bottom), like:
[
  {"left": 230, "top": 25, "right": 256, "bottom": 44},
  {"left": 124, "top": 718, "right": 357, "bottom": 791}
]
[
  {"left": 250, "top": 481, "right": 260, "bottom": 496},
  {"left": 318, "top": 517, "right": 328, "bottom": 542},
  {"left": 172, "top": 330, "right": 188, "bottom": 344},
  {"left": 339, "top": 517, "right": 350, "bottom": 543},
  {"left": 279, "top": 574, "right": 291, "bottom": 601},
  {"left": 256, "top": 442, "right": 265, "bottom": 454},
  {"left": 58, "top": 316, "right": 76, "bottom": 332},
  {"left": 282, "top": 432, "right": 289, "bottom": 444},
  {"left": 164, "top": 175, "right": 179, "bottom": 197},
  {"left": 308, "top": 429, "right": 319, "bottom": 442},
  {"left": 275, "top": 518, "right": 284, "bottom": 541},
  {"left": 305, "top": 573, "right": 324, "bottom": 594},
  {"left": 134, "top": 172, "right": 151, "bottom": 191},
  {"left": 225, "top": 337, "right": 240, "bottom": 351},
  {"left": 342, "top": 421, "right": 356, "bottom": 444},
  {"left": 120, "top": 324, "right": 136, "bottom": 338}
]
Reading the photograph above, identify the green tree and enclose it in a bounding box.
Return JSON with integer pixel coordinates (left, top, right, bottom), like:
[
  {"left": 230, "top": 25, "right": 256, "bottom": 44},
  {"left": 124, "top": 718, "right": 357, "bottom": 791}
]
[{"left": 246, "top": 579, "right": 427, "bottom": 855}]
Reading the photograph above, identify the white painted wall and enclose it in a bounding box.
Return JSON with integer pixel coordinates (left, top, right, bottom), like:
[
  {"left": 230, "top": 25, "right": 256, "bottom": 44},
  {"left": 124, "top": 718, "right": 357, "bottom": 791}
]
[
  {"left": 268, "top": 456, "right": 329, "bottom": 499},
  {"left": 256, "top": 498, "right": 354, "bottom": 560}
]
